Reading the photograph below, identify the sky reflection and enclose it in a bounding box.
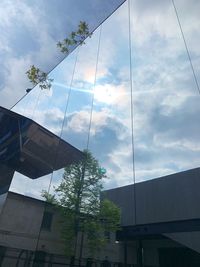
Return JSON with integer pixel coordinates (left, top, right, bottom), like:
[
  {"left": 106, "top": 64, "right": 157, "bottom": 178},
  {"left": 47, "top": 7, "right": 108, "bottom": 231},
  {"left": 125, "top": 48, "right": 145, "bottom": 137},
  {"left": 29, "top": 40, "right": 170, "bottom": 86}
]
[{"left": 6, "top": 0, "right": 200, "bottom": 198}]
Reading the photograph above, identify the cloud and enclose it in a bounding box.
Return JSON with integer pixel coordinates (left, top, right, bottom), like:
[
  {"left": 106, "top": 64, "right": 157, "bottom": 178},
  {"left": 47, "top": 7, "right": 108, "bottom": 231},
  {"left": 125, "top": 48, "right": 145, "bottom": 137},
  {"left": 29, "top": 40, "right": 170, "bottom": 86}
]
[
  {"left": 7, "top": 0, "right": 200, "bottom": 197},
  {"left": 59, "top": 107, "right": 135, "bottom": 188},
  {"left": 131, "top": 92, "right": 200, "bottom": 181},
  {"left": 67, "top": 109, "right": 106, "bottom": 135},
  {"left": 149, "top": 96, "right": 200, "bottom": 143},
  {"left": 0, "top": 0, "right": 125, "bottom": 109},
  {"left": 1, "top": 56, "right": 32, "bottom": 108},
  {"left": 10, "top": 172, "right": 52, "bottom": 200},
  {"left": 0, "top": 0, "right": 61, "bottom": 108},
  {"left": 66, "top": 106, "right": 130, "bottom": 141}
]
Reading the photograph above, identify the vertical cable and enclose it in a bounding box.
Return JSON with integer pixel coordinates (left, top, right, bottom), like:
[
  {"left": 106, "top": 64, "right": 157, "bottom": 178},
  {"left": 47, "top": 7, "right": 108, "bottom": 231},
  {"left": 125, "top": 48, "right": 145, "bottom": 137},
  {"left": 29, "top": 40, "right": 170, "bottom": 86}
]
[
  {"left": 22, "top": 92, "right": 32, "bottom": 116},
  {"left": 31, "top": 89, "right": 42, "bottom": 120},
  {"left": 75, "top": 25, "right": 102, "bottom": 265},
  {"left": 128, "top": 0, "right": 137, "bottom": 225},
  {"left": 46, "top": 47, "right": 80, "bottom": 198},
  {"left": 172, "top": 0, "right": 200, "bottom": 95},
  {"left": 86, "top": 25, "right": 102, "bottom": 151}
]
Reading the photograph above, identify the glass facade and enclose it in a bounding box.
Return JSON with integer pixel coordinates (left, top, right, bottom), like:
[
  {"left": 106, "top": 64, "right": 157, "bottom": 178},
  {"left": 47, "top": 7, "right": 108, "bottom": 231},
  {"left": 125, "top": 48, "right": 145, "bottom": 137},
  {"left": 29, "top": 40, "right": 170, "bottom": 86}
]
[
  {"left": 9, "top": 0, "right": 200, "bottom": 195},
  {"left": 0, "top": 0, "right": 200, "bottom": 265}
]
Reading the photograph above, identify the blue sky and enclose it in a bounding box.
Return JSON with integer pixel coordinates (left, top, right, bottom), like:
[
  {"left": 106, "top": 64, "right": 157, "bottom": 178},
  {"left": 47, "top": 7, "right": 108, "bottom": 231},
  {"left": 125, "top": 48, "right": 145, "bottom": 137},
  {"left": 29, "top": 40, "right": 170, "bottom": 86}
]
[
  {"left": 1, "top": 0, "right": 200, "bottom": 198},
  {"left": 0, "top": 0, "right": 125, "bottom": 107}
]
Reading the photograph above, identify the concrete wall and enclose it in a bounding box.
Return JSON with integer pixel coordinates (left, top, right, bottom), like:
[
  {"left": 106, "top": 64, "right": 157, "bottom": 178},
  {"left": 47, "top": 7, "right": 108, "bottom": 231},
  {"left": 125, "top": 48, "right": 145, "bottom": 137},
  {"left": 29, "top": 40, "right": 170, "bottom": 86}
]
[
  {"left": 0, "top": 192, "right": 44, "bottom": 250},
  {"left": 105, "top": 168, "right": 200, "bottom": 226},
  {"left": 0, "top": 192, "right": 125, "bottom": 264}
]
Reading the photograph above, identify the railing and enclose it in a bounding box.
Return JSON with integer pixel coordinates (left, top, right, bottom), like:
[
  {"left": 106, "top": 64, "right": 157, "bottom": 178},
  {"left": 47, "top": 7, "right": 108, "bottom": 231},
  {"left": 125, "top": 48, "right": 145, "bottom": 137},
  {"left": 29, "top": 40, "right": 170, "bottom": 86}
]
[{"left": 0, "top": 246, "right": 128, "bottom": 267}]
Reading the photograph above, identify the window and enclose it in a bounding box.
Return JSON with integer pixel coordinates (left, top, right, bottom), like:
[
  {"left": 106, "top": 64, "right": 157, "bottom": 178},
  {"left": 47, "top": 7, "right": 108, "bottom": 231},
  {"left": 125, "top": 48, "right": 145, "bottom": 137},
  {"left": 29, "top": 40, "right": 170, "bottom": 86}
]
[{"left": 41, "top": 211, "right": 53, "bottom": 231}]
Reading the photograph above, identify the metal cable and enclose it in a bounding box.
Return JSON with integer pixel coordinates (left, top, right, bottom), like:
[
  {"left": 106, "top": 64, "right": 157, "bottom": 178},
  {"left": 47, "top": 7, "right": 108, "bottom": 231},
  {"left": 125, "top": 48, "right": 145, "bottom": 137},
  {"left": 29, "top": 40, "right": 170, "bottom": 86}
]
[
  {"left": 172, "top": 0, "right": 200, "bottom": 95},
  {"left": 34, "top": 47, "right": 80, "bottom": 252},
  {"left": 74, "top": 25, "right": 102, "bottom": 264},
  {"left": 86, "top": 26, "right": 102, "bottom": 151},
  {"left": 31, "top": 89, "right": 42, "bottom": 120},
  {"left": 128, "top": 0, "right": 137, "bottom": 225}
]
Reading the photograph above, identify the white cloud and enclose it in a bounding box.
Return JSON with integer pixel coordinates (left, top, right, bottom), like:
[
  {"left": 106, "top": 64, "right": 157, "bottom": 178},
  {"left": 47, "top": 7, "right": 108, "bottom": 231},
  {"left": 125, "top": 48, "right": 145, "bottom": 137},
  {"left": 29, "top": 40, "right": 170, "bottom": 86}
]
[
  {"left": 4, "top": 0, "right": 200, "bottom": 196},
  {"left": 0, "top": 0, "right": 62, "bottom": 108},
  {"left": 10, "top": 172, "right": 51, "bottom": 200},
  {"left": 1, "top": 56, "right": 32, "bottom": 107},
  {"left": 67, "top": 108, "right": 111, "bottom": 136}
]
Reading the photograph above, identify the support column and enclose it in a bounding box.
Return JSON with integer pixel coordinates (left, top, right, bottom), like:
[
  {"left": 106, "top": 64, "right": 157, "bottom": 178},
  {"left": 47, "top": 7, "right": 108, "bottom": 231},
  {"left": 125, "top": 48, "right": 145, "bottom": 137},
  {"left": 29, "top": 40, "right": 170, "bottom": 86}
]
[{"left": 124, "top": 240, "right": 127, "bottom": 267}]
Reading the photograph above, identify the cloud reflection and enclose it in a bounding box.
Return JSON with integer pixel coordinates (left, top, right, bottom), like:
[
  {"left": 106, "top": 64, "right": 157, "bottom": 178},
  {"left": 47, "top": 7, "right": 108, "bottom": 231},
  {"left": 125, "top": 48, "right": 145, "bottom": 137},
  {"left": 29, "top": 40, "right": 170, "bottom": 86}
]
[{"left": 9, "top": 0, "right": 200, "bottom": 197}]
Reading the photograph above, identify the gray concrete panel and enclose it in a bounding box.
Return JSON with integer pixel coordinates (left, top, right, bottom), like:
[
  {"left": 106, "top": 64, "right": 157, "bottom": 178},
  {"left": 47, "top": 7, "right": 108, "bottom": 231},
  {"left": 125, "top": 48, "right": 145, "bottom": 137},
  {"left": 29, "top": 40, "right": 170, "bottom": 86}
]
[
  {"left": 105, "top": 168, "right": 200, "bottom": 226},
  {"left": 136, "top": 168, "right": 200, "bottom": 224},
  {"left": 104, "top": 184, "right": 136, "bottom": 226}
]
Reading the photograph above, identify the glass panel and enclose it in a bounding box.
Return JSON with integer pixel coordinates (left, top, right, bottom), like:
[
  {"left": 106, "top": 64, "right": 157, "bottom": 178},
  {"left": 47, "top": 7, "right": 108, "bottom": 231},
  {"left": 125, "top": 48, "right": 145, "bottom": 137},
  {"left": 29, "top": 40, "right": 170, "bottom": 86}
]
[
  {"left": 1, "top": 0, "right": 200, "bottom": 264},
  {"left": 173, "top": 0, "right": 200, "bottom": 85},
  {"left": 7, "top": 0, "right": 200, "bottom": 209},
  {"left": 88, "top": 1, "right": 134, "bottom": 190},
  {"left": 130, "top": 0, "right": 200, "bottom": 183},
  {"left": 46, "top": 27, "right": 101, "bottom": 197},
  {"left": 0, "top": 0, "right": 126, "bottom": 109}
]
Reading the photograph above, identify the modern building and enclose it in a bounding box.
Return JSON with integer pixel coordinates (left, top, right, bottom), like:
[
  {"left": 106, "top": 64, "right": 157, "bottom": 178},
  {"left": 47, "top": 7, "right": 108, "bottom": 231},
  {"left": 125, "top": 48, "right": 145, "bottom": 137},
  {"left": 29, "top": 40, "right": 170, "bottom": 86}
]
[
  {"left": 0, "top": 168, "right": 200, "bottom": 266},
  {"left": 105, "top": 167, "right": 200, "bottom": 267},
  {"left": 1, "top": 0, "right": 199, "bottom": 266}
]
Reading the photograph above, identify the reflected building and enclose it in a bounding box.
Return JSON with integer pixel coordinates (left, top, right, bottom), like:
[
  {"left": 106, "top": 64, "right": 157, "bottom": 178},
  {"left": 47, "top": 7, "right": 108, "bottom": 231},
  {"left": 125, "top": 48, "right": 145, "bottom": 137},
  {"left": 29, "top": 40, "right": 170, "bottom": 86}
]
[
  {"left": 0, "top": 191, "right": 123, "bottom": 267},
  {"left": 0, "top": 106, "right": 84, "bottom": 215},
  {"left": 0, "top": 168, "right": 200, "bottom": 266}
]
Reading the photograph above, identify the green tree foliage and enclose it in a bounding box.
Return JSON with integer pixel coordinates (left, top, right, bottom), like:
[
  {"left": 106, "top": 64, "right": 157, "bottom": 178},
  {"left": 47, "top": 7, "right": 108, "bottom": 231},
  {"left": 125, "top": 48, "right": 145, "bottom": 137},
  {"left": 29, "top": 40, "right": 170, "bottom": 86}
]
[
  {"left": 42, "top": 150, "right": 120, "bottom": 258},
  {"left": 57, "top": 21, "right": 92, "bottom": 54},
  {"left": 26, "top": 65, "right": 53, "bottom": 90},
  {"left": 26, "top": 21, "right": 92, "bottom": 91}
]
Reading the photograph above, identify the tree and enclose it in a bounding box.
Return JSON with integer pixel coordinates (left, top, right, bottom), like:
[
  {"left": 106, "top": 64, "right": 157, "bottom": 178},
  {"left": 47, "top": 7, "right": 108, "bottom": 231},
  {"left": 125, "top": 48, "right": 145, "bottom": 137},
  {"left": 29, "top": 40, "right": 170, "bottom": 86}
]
[
  {"left": 26, "top": 65, "right": 53, "bottom": 90},
  {"left": 57, "top": 21, "right": 92, "bottom": 54},
  {"left": 42, "top": 150, "right": 120, "bottom": 263},
  {"left": 26, "top": 21, "right": 92, "bottom": 91}
]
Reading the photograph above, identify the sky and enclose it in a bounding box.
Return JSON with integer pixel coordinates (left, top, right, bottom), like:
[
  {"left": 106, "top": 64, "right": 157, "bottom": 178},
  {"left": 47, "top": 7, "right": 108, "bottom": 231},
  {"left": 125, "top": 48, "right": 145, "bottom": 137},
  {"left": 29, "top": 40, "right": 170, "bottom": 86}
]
[
  {"left": 1, "top": 0, "right": 200, "bottom": 199},
  {"left": 0, "top": 0, "right": 125, "bottom": 108}
]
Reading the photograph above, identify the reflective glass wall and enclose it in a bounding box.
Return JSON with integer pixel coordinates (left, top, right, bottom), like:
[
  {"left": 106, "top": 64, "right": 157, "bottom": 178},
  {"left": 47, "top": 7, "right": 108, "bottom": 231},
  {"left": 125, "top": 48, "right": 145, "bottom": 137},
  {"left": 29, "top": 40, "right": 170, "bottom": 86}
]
[
  {"left": 11, "top": 0, "right": 200, "bottom": 197},
  {"left": 1, "top": 0, "right": 200, "bottom": 262}
]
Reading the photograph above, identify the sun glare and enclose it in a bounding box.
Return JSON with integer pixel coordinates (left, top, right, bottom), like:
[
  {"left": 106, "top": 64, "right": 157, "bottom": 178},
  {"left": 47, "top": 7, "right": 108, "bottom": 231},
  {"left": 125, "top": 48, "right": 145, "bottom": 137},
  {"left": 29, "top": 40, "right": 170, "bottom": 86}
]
[{"left": 94, "top": 85, "right": 119, "bottom": 105}]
